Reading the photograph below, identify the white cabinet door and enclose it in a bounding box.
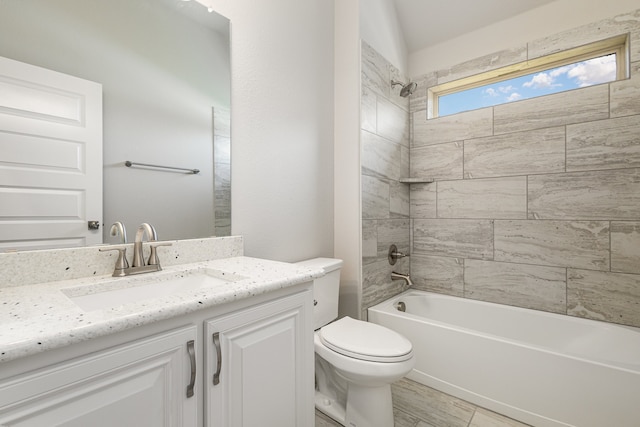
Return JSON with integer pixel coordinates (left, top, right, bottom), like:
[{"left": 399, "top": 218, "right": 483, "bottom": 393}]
[
  {"left": 205, "top": 291, "right": 314, "bottom": 427},
  {"left": 0, "top": 326, "right": 197, "bottom": 427},
  {"left": 0, "top": 55, "right": 103, "bottom": 251}
]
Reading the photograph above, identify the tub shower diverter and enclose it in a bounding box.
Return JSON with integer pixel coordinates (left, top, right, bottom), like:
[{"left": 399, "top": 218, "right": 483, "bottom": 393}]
[{"left": 62, "top": 268, "right": 246, "bottom": 311}]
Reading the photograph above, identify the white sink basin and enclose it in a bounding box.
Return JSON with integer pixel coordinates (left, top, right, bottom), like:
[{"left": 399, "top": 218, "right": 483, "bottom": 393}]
[{"left": 62, "top": 268, "right": 246, "bottom": 311}]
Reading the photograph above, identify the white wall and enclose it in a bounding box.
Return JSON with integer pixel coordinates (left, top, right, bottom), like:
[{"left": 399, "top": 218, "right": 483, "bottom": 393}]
[
  {"left": 409, "top": 0, "right": 640, "bottom": 76},
  {"left": 206, "top": 0, "right": 335, "bottom": 262},
  {"left": 360, "top": 0, "right": 408, "bottom": 75},
  {"left": 334, "top": 0, "right": 362, "bottom": 319}
]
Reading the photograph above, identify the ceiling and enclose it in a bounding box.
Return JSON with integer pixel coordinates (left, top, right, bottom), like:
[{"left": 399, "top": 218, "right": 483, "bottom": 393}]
[{"left": 392, "top": 0, "right": 557, "bottom": 53}]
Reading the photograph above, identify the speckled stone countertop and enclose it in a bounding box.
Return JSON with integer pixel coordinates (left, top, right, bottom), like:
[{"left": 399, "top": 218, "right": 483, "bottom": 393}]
[{"left": 0, "top": 256, "right": 323, "bottom": 363}]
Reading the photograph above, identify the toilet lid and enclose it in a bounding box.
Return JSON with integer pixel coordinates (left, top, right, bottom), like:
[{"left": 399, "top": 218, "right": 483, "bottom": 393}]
[{"left": 319, "top": 316, "right": 413, "bottom": 362}]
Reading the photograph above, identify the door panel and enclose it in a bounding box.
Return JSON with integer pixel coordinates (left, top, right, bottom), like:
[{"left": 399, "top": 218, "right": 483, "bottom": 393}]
[
  {"left": 0, "top": 326, "right": 198, "bottom": 427},
  {"left": 0, "top": 55, "right": 102, "bottom": 250}
]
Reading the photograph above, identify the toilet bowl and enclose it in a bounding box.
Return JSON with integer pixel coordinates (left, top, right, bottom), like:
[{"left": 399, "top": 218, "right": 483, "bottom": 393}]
[{"left": 296, "top": 258, "right": 415, "bottom": 427}]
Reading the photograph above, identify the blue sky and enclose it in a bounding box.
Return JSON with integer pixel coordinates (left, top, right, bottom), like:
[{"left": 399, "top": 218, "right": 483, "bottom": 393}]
[{"left": 439, "top": 54, "right": 617, "bottom": 117}]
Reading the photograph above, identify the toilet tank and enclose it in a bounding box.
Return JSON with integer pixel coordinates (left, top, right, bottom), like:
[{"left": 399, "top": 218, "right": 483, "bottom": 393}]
[{"left": 295, "top": 258, "right": 343, "bottom": 330}]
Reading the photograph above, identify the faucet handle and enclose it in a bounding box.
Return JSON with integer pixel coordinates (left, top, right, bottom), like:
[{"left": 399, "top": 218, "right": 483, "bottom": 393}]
[
  {"left": 147, "top": 241, "right": 172, "bottom": 266},
  {"left": 388, "top": 244, "right": 409, "bottom": 265},
  {"left": 99, "top": 245, "right": 129, "bottom": 277}
]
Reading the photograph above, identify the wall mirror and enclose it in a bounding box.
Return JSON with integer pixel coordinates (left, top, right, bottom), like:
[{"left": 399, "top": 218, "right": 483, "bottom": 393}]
[{"left": 0, "top": 0, "right": 231, "bottom": 250}]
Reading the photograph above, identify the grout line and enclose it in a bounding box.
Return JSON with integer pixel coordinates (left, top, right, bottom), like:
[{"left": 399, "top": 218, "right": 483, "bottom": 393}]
[
  {"left": 609, "top": 220, "right": 612, "bottom": 272},
  {"left": 564, "top": 125, "right": 567, "bottom": 173},
  {"left": 565, "top": 267, "right": 569, "bottom": 315}
]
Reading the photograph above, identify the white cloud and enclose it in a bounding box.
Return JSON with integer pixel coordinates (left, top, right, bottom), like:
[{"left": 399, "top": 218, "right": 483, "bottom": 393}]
[
  {"left": 566, "top": 55, "right": 616, "bottom": 87},
  {"left": 484, "top": 87, "right": 498, "bottom": 97},
  {"left": 499, "top": 85, "right": 515, "bottom": 94},
  {"left": 523, "top": 54, "right": 616, "bottom": 90},
  {"left": 549, "top": 65, "right": 571, "bottom": 78},
  {"left": 523, "top": 72, "right": 560, "bottom": 89},
  {"left": 506, "top": 92, "right": 522, "bottom": 102}
]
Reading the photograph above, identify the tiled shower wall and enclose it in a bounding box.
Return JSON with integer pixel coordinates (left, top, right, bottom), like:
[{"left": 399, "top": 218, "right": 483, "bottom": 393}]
[
  {"left": 360, "top": 41, "right": 412, "bottom": 317},
  {"left": 214, "top": 107, "right": 231, "bottom": 236},
  {"left": 409, "top": 9, "right": 640, "bottom": 328}
]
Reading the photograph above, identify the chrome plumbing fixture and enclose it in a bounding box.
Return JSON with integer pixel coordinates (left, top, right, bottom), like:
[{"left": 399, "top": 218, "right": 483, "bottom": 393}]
[
  {"left": 391, "top": 80, "right": 417, "bottom": 97},
  {"left": 132, "top": 222, "right": 158, "bottom": 267},
  {"left": 391, "top": 271, "right": 414, "bottom": 288},
  {"left": 388, "top": 244, "right": 409, "bottom": 265},
  {"left": 395, "top": 301, "right": 406, "bottom": 312},
  {"left": 100, "top": 222, "right": 172, "bottom": 277},
  {"left": 110, "top": 221, "right": 127, "bottom": 244}
]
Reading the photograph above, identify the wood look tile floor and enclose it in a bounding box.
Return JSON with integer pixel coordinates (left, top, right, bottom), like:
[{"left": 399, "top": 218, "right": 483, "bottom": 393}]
[{"left": 314, "top": 378, "right": 531, "bottom": 427}]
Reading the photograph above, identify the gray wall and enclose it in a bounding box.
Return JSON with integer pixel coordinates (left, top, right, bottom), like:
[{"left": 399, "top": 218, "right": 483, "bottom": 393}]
[{"left": 409, "top": 9, "right": 640, "bottom": 328}]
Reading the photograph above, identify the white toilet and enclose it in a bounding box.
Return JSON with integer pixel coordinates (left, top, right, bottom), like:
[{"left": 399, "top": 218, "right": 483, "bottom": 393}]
[{"left": 296, "top": 258, "right": 415, "bottom": 427}]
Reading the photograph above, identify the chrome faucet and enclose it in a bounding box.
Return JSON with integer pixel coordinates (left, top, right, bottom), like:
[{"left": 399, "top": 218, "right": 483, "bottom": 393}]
[
  {"left": 391, "top": 271, "right": 414, "bottom": 287},
  {"left": 100, "top": 222, "right": 171, "bottom": 277},
  {"left": 132, "top": 223, "right": 157, "bottom": 267},
  {"left": 109, "top": 221, "right": 127, "bottom": 244}
]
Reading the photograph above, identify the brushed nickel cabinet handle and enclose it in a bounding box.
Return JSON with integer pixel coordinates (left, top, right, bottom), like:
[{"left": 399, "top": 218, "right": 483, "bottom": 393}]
[
  {"left": 186, "top": 340, "right": 196, "bottom": 398},
  {"left": 212, "top": 332, "right": 222, "bottom": 385}
]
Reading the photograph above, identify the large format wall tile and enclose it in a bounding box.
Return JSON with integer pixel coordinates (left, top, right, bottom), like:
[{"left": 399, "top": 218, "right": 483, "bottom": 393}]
[
  {"left": 567, "top": 115, "right": 640, "bottom": 171},
  {"left": 362, "top": 175, "right": 390, "bottom": 219},
  {"left": 410, "top": 183, "right": 437, "bottom": 218},
  {"left": 377, "top": 96, "right": 409, "bottom": 146},
  {"left": 436, "top": 46, "right": 528, "bottom": 85},
  {"left": 408, "top": 72, "right": 437, "bottom": 114},
  {"left": 494, "top": 220, "right": 609, "bottom": 270},
  {"left": 362, "top": 257, "right": 409, "bottom": 309},
  {"left": 377, "top": 219, "right": 410, "bottom": 256},
  {"left": 361, "top": 86, "right": 377, "bottom": 133},
  {"left": 414, "top": 219, "right": 493, "bottom": 259},
  {"left": 528, "top": 168, "right": 640, "bottom": 220},
  {"left": 464, "top": 127, "right": 565, "bottom": 178},
  {"left": 464, "top": 260, "right": 566, "bottom": 313},
  {"left": 610, "top": 62, "right": 640, "bottom": 118},
  {"left": 361, "top": 40, "right": 389, "bottom": 97},
  {"left": 411, "top": 141, "right": 463, "bottom": 180},
  {"left": 410, "top": 254, "right": 464, "bottom": 296},
  {"left": 437, "top": 176, "right": 527, "bottom": 219},
  {"left": 527, "top": 9, "right": 640, "bottom": 62},
  {"left": 493, "top": 85, "right": 609, "bottom": 135},
  {"left": 362, "top": 130, "right": 403, "bottom": 180},
  {"left": 390, "top": 181, "right": 410, "bottom": 218},
  {"left": 362, "top": 219, "right": 378, "bottom": 260},
  {"left": 389, "top": 64, "right": 411, "bottom": 110},
  {"left": 611, "top": 221, "right": 640, "bottom": 274},
  {"left": 413, "top": 107, "right": 493, "bottom": 147},
  {"left": 568, "top": 269, "right": 640, "bottom": 327}
]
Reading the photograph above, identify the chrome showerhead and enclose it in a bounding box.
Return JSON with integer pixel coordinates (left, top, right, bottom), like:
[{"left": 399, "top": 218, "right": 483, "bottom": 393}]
[{"left": 391, "top": 80, "right": 417, "bottom": 97}]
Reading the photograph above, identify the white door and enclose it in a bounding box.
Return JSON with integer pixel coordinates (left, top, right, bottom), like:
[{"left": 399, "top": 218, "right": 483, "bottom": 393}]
[{"left": 0, "top": 55, "right": 102, "bottom": 251}]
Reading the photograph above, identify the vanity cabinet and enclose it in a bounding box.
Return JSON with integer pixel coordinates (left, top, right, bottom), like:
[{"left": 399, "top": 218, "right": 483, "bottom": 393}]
[
  {"left": 0, "top": 326, "right": 198, "bottom": 427},
  {"left": 205, "top": 291, "right": 313, "bottom": 427},
  {"left": 0, "top": 284, "right": 314, "bottom": 427}
]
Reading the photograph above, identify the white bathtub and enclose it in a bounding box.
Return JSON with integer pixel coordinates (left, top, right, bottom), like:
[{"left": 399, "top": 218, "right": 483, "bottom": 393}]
[{"left": 368, "top": 290, "right": 640, "bottom": 427}]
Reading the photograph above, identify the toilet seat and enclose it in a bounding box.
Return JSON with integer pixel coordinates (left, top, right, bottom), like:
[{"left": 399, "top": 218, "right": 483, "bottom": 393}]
[{"left": 319, "top": 316, "right": 413, "bottom": 362}]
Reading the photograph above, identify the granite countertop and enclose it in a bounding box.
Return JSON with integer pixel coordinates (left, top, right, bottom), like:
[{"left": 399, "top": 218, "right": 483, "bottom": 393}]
[{"left": 0, "top": 256, "right": 323, "bottom": 364}]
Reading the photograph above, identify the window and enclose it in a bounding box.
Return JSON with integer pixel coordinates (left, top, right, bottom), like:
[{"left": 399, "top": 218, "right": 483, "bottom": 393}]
[{"left": 430, "top": 35, "right": 628, "bottom": 118}]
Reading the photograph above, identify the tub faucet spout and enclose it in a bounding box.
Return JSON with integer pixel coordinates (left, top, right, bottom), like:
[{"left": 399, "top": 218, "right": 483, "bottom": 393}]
[{"left": 391, "top": 271, "right": 413, "bottom": 287}]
